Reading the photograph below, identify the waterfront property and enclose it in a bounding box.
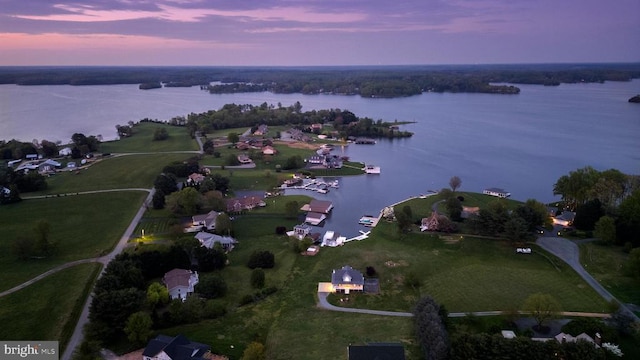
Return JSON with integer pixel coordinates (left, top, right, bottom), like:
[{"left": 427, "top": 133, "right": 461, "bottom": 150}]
[
  {"left": 303, "top": 199, "right": 334, "bottom": 214},
  {"left": 483, "top": 187, "right": 511, "bottom": 198},
  {"left": 331, "top": 265, "right": 365, "bottom": 294},
  {"left": 321, "top": 230, "right": 346, "bottom": 247},
  {"left": 163, "top": 269, "right": 199, "bottom": 301},
  {"left": 225, "top": 196, "right": 266, "bottom": 213},
  {"left": 305, "top": 212, "right": 326, "bottom": 225}
]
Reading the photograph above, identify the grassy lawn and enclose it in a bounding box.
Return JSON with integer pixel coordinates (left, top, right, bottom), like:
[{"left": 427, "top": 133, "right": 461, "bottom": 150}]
[
  {"left": 32, "top": 153, "right": 193, "bottom": 195},
  {"left": 0, "top": 262, "right": 102, "bottom": 351},
  {"left": 579, "top": 242, "right": 640, "bottom": 305},
  {"left": 99, "top": 122, "right": 199, "bottom": 153},
  {"left": 0, "top": 192, "right": 146, "bottom": 291},
  {"left": 159, "top": 212, "right": 609, "bottom": 360}
]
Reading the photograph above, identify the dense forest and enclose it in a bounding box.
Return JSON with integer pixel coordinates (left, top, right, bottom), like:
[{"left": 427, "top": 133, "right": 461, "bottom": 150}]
[{"left": 1, "top": 63, "right": 639, "bottom": 98}]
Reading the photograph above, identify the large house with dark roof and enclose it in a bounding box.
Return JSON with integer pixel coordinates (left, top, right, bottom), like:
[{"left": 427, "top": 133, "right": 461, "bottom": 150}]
[
  {"left": 142, "top": 334, "right": 210, "bottom": 360},
  {"left": 331, "top": 265, "right": 364, "bottom": 294},
  {"left": 348, "top": 343, "right": 406, "bottom": 360}
]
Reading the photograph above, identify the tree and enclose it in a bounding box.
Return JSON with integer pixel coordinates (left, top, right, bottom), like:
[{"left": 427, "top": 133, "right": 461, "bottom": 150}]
[
  {"left": 283, "top": 155, "right": 303, "bottom": 170},
  {"left": 225, "top": 153, "right": 240, "bottom": 166},
  {"left": 154, "top": 173, "right": 178, "bottom": 195},
  {"left": 395, "top": 210, "right": 413, "bottom": 232},
  {"left": 34, "top": 219, "right": 55, "bottom": 256},
  {"left": 523, "top": 293, "right": 561, "bottom": 330},
  {"left": 515, "top": 199, "right": 550, "bottom": 231},
  {"left": 227, "top": 132, "right": 239, "bottom": 144},
  {"left": 215, "top": 212, "right": 232, "bottom": 235},
  {"left": 503, "top": 216, "right": 531, "bottom": 244},
  {"left": 449, "top": 176, "right": 462, "bottom": 192},
  {"left": 146, "top": 282, "right": 169, "bottom": 309},
  {"left": 124, "top": 311, "right": 153, "bottom": 347},
  {"left": 574, "top": 199, "right": 604, "bottom": 231},
  {"left": 152, "top": 189, "right": 165, "bottom": 209},
  {"left": 152, "top": 127, "right": 169, "bottom": 141},
  {"left": 194, "top": 246, "right": 227, "bottom": 272},
  {"left": 89, "top": 287, "right": 145, "bottom": 340},
  {"left": 166, "top": 187, "right": 202, "bottom": 215},
  {"left": 247, "top": 250, "right": 275, "bottom": 269},
  {"left": 402, "top": 205, "right": 413, "bottom": 220},
  {"left": 594, "top": 215, "right": 616, "bottom": 245},
  {"left": 285, "top": 200, "right": 300, "bottom": 219},
  {"left": 414, "top": 296, "right": 449, "bottom": 360},
  {"left": 617, "top": 189, "right": 640, "bottom": 246},
  {"left": 626, "top": 248, "right": 640, "bottom": 280},
  {"left": 202, "top": 139, "right": 215, "bottom": 155},
  {"left": 241, "top": 342, "right": 266, "bottom": 360},
  {"left": 196, "top": 275, "right": 228, "bottom": 299},
  {"left": 445, "top": 197, "right": 463, "bottom": 221},
  {"left": 251, "top": 268, "right": 266, "bottom": 289}
]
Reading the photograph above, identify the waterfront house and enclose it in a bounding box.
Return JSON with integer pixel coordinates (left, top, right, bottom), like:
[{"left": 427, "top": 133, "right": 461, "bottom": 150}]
[
  {"left": 191, "top": 210, "right": 219, "bottom": 231},
  {"left": 483, "top": 188, "right": 511, "bottom": 198},
  {"left": 163, "top": 269, "right": 199, "bottom": 301},
  {"left": 293, "top": 224, "right": 312, "bottom": 240},
  {"left": 305, "top": 199, "right": 333, "bottom": 214},
  {"left": 331, "top": 265, "right": 364, "bottom": 294},
  {"left": 305, "top": 212, "right": 326, "bottom": 226},
  {"left": 142, "top": 334, "right": 210, "bottom": 360},
  {"left": 420, "top": 212, "right": 450, "bottom": 232},
  {"left": 194, "top": 232, "right": 237, "bottom": 251},
  {"left": 321, "top": 230, "right": 346, "bottom": 247},
  {"left": 225, "top": 196, "right": 266, "bottom": 213}
]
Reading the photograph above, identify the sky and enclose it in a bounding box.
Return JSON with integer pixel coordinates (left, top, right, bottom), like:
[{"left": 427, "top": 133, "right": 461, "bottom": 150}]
[{"left": 1, "top": 0, "right": 639, "bottom": 66}]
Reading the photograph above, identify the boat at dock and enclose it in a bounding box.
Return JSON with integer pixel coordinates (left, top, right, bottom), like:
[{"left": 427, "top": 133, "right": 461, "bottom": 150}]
[{"left": 364, "top": 165, "right": 381, "bottom": 174}]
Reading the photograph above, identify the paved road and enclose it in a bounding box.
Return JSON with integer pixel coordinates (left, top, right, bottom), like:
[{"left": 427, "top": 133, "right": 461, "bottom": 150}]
[
  {"left": 61, "top": 188, "right": 155, "bottom": 360},
  {"left": 316, "top": 292, "right": 609, "bottom": 319},
  {"left": 536, "top": 236, "right": 639, "bottom": 322}
]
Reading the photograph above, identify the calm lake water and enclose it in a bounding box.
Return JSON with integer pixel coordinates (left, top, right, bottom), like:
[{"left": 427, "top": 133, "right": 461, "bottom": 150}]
[{"left": 1, "top": 80, "right": 639, "bottom": 237}]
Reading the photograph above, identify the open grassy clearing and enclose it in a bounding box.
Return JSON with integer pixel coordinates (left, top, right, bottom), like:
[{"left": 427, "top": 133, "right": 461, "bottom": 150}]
[
  {"left": 579, "top": 242, "right": 640, "bottom": 305},
  {"left": 99, "top": 122, "right": 199, "bottom": 153},
  {"left": 32, "top": 153, "right": 192, "bottom": 195},
  {"left": 0, "top": 192, "right": 145, "bottom": 291},
  {"left": 0, "top": 263, "right": 102, "bottom": 351}
]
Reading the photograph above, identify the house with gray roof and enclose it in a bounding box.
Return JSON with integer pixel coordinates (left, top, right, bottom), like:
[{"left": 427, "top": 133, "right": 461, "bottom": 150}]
[
  {"left": 331, "top": 265, "right": 364, "bottom": 294},
  {"left": 142, "top": 334, "right": 209, "bottom": 360},
  {"left": 191, "top": 210, "right": 219, "bottom": 231},
  {"left": 194, "top": 231, "right": 237, "bottom": 251}
]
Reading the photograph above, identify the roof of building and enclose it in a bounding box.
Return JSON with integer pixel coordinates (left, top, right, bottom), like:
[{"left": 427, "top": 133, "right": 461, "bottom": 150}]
[
  {"left": 348, "top": 343, "right": 405, "bottom": 360},
  {"left": 163, "top": 269, "right": 194, "bottom": 291},
  {"left": 309, "top": 199, "right": 333, "bottom": 213},
  {"left": 332, "top": 265, "right": 364, "bottom": 286},
  {"left": 142, "top": 334, "right": 210, "bottom": 360}
]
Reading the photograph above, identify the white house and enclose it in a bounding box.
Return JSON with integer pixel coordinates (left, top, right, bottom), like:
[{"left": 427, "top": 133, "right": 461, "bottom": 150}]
[
  {"left": 553, "top": 211, "right": 576, "bottom": 227},
  {"left": 163, "top": 269, "right": 199, "bottom": 301},
  {"left": 58, "top": 147, "right": 72, "bottom": 156},
  {"left": 331, "top": 265, "right": 364, "bottom": 294},
  {"left": 483, "top": 188, "right": 511, "bottom": 198},
  {"left": 322, "top": 230, "right": 346, "bottom": 247},
  {"left": 305, "top": 212, "right": 326, "bottom": 226},
  {"left": 191, "top": 211, "right": 219, "bottom": 231},
  {"left": 194, "top": 231, "right": 237, "bottom": 251}
]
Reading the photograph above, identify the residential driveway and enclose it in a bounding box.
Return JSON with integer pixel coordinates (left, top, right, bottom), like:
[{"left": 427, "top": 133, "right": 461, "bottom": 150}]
[
  {"left": 317, "top": 292, "right": 412, "bottom": 317},
  {"left": 536, "top": 236, "right": 638, "bottom": 321}
]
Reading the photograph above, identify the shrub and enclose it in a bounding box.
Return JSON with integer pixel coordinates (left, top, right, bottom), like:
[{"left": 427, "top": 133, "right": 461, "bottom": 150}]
[{"left": 247, "top": 250, "right": 275, "bottom": 269}]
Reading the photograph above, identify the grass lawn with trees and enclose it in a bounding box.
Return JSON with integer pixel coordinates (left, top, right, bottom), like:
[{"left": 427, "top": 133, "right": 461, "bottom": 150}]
[
  {"left": 0, "top": 263, "right": 102, "bottom": 352},
  {"left": 579, "top": 242, "right": 640, "bottom": 306},
  {"left": 99, "top": 122, "right": 199, "bottom": 153},
  {"left": 32, "top": 153, "right": 193, "bottom": 195},
  {"left": 157, "top": 214, "right": 609, "bottom": 360},
  {"left": 0, "top": 192, "right": 146, "bottom": 291}
]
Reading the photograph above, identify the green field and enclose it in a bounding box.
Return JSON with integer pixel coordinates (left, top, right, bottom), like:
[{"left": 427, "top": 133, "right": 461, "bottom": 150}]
[
  {"left": 0, "top": 263, "right": 102, "bottom": 351},
  {"left": 0, "top": 192, "right": 146, "bottom": 291},
  {"left": 33, "top": 153, "right": 193, "bottom": 195},
  {"left": 580, "top": 242, "right": 640, "bottom": 305},
  {"left": 99, "top": 122, "right": 199, "bottom": 153}
]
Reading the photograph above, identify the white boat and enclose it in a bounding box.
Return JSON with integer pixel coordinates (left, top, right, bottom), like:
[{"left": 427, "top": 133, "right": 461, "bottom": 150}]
[{"left": 364, "top": 165, "right": 380, "bottom": 174}]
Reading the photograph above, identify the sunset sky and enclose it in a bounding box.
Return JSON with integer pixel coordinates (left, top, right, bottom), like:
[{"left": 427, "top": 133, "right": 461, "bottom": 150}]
[{"left": 1, "top": 0, "right": 638, "bottom": 66}]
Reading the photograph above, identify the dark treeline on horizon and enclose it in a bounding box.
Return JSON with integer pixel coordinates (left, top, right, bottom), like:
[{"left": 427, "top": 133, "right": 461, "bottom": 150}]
[{"left": 0, "top": 63, "right": 639, "bottom": 98}]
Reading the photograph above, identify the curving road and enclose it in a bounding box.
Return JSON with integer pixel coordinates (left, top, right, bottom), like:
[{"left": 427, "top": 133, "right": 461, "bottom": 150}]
[{"left": 536, "top": 236, "right": 639, "bottom": 321}]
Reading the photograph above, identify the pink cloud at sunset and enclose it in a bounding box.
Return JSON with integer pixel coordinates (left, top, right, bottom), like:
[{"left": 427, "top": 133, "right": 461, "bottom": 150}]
[{"left": 0, "top": 0, "right": 637, "bottom": 65}]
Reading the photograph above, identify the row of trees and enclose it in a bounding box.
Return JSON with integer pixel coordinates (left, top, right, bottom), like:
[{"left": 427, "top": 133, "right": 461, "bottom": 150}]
[
  {"left": 184, "top": 103, "right": 412, "bottom": 140},
  {"left": 554, "top": 167, "right": 640, "bottom": 247}
]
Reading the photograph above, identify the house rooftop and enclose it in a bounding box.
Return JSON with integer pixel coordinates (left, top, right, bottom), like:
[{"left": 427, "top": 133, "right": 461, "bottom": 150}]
[
  {"left": 348, "top": 343, "right": 405, "bottom": 360},
  {"left": 143, "top": 334, "right": 210, "bottom": 360}
]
